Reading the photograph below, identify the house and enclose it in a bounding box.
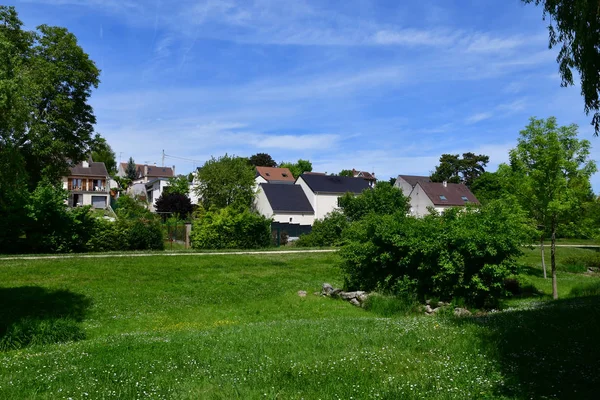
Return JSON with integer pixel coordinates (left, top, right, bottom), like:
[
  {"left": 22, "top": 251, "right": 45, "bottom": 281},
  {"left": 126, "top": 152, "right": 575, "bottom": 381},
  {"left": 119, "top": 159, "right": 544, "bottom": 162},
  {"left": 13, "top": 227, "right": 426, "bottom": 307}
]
[
  {"left": 255, "top": 166, "right": 295, "bottom": 185},
  {"left": 146, "top": 178, "right": 171, "bottom": 212},
  {"left": 409, "top": 181, "right": 480, "bottom": 217},
  {"left": 296, "top": 174, "right": 371, "bottom": 220},
  {"left": 255, "top": 183, "right": 315, "bottom": 225},
  {"left": 117, "top": 163, "right": 175, "bottom": 183},
  {"left": 62, "top": 159, "right": 110, "bottom": 208},
  {"left": 394, "top": 175, "right": 431, "bottom": 197},
  {"left": 352, "top": 169, "right": 376, "bottom": 187}
]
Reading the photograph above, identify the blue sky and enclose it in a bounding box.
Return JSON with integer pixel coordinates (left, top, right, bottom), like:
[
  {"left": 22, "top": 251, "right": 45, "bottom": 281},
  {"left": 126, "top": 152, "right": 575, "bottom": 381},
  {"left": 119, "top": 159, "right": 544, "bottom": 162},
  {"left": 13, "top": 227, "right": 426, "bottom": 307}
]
[{"left": 9, "top": 0, "right": 600, "bottom": 189}]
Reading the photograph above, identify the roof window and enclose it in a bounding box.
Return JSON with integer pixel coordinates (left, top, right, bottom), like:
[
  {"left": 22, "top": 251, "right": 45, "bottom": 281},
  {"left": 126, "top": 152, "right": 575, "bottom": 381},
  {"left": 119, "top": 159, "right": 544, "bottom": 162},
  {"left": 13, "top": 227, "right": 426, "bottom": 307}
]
[
  {"left": 461, "top": 196, "right": 469, "bottom": 201},
  {"left": 439, "top": 195, "right": 447, "bottom": 201},
  {"left": 282, "top": 173, "right": 288, "bottom": 177},
  {"left": 265, "top": 172, "right": 270, "bottom": 176}
]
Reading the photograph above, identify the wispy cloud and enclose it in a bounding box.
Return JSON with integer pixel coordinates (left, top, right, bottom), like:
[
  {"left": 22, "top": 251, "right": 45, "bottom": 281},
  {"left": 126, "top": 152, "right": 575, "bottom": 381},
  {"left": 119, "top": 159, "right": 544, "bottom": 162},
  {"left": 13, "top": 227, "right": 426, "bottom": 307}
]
[{"left": 465, "top": 112, "right": 493, "bottom": 124}]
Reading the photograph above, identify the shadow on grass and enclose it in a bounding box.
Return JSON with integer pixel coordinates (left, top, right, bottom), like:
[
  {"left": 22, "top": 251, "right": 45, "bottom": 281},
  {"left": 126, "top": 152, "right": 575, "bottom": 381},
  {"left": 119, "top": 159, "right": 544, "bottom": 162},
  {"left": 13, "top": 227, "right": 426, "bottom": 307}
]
[
  {"left": 0, "top": 287, "right": 91, "bottom": 351},
  {"left": 518, "top": 265, "right": 545, "bottom": 278},
  {"left": 460, "top": 296, "right": 600, "bottom": 399}
]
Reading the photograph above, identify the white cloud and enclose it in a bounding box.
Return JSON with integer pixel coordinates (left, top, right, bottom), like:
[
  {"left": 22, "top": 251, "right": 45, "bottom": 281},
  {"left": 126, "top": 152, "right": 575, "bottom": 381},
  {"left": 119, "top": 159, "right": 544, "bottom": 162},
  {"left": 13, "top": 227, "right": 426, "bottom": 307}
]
[
  {"left": 464, "top": 34, "right": 524, "bottom": 53},
  {"left": 465, "top": 112, "right": 493, "bottom": 124}
]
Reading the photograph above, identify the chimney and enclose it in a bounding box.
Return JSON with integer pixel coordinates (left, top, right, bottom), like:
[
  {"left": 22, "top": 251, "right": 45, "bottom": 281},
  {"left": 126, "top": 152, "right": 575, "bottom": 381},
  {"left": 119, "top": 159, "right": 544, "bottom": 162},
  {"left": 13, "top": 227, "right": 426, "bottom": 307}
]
[
  {"left": 172, "top": 165, "right": 176, "bottom": 176},
  {"left": 443, "top": 181, "right": 447, "bottom": 188},
  {"left": 82, "top": 160, "right": 89, "bottom": 168},
  {"left": 144, "top": 164, "right": 148, "bottom": 177}
]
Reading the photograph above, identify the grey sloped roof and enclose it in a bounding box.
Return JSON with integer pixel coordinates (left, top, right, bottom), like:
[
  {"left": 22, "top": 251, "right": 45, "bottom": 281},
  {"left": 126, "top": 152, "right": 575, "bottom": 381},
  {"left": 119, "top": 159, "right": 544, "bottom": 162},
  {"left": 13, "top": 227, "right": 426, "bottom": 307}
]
[
  {"left": 418, "top": 182, "right": 480, "bottom": 206},
  {"left": 299, "top": 174, "right": 370, "bottom": 194},
  {"left": 69, "top": 161, "right": 108, "bottom": 177},
  {"left": 398, "top": 175, "right": 431, "bottom": 187},
  {"left": 261, "top": 183, "right": 314, "bottom": 213}
]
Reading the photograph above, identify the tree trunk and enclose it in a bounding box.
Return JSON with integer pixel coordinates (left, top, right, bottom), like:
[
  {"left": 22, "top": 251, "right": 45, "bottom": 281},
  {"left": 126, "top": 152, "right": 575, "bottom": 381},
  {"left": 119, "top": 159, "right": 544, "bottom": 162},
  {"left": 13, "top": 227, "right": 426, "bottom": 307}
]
[
  {"left": 551, "top": 221, "right": 558, "bottom": 300},
  {"left": 540, "top": 235, "right": 547, "bottom": 279}
]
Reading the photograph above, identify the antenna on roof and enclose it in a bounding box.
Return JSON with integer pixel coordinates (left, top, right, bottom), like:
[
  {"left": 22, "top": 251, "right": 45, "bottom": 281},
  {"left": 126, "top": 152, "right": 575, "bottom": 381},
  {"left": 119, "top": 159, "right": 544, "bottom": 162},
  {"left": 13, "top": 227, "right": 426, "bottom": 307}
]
[{"left": 162, "top": 150, "right": 165, "bottom": 167}]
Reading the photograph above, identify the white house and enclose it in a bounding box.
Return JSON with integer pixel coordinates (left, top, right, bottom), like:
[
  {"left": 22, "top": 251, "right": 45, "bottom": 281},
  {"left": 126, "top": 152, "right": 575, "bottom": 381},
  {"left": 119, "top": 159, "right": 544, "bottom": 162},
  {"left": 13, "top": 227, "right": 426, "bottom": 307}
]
[
  {"left": 296, "top": 174, "right": 371, "bottom": 220},
  {"left": 255, "top": 183, "right": 315, "bottom": 225},
  {"left": 62, "top": 159, "right": 110, "bottom": 209},
  {"left": 409, "top": 181, "right": 480, "bottom": 217},
  {"left": 394, "top": 175, "right": 431, "bottom": 197},
  {"left": 146, "top": 178, "right": 171, "bottom": 212}
]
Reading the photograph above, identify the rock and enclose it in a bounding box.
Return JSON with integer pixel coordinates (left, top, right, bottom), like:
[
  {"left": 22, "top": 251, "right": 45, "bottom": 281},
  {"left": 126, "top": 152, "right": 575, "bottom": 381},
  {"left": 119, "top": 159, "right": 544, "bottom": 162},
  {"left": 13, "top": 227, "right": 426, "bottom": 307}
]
[
  {"left": 331, "top": 288, "right": 343, "bottom": 298},
  {"left": 357, "top": 292, "right": 368, "bottom": 303},
  {"left": 454, "top": 307, "right": 472, "bottom": 317},
  {"left": 432, "top": 307, "right": 442, "bottom": 314},
  {"left": 425, "top": 305, "right": 433, "bottom": 314},
  {"left": 297, "top": 290, "right": 307, "bottom": 297},
  {"left": 313, "top": 292, "right": 320, "bottom": 296},
  {"left": 349, "top": 298, "right": 360, "bottom": 307},
  {"left": 340, "top": 291, "right": 358, "bottom": 300},
  {"left": 322, "top": 283, "right": 334, "bottom": 295},
  {"left": 425, "top": 299, "right": 431, "bottom": 305},
  {"left": 588, "top": 267, "right": 595, "bottom": 273},
  {"left": 438, "top": 301, "right": 448, "bottom": 307}
]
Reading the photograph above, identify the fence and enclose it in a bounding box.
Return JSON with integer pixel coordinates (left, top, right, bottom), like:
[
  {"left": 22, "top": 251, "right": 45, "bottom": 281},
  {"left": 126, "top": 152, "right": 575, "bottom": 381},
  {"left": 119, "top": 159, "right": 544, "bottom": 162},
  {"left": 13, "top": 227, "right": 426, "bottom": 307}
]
[
  {"left": 271, "top": 222, "right": 312, "bottom": 246},
  {"left": 160, "top": 214, "right": 192, "bottom": 250}
]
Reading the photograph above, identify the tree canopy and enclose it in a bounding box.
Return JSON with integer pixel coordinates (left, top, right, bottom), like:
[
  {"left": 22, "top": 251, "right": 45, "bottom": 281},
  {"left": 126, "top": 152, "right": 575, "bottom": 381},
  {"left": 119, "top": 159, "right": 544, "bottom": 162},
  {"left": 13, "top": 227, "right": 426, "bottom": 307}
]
[
  {"left": 430, "top": 153, "right": 489, "bottom": 187},
  {"left": 125, "top": 157, "right": 137, "bottom": 181},
  {"left": 248, "top": 153, "right": 277, "bottom": 168},
  {"left": 508, "top": 116, "right": 596, "bottom": 299},
  {"left": 523, "top": 0, "right": 600, "bottom": 135},
  {"left": 338, "top": 169, "right": 354, "bottom": 177},
  {"left": 155, "top": 192, "right": 193, "bottom": 218},
  {"left": 195, "top": 154, "right": 256, "bottom": 210},
  {"left": 91, "top": 138, "right": 117, "bottom": 175},
  {"left": 279, "top": 159, "right": 313, "bottom": 179},
  {"left": 164, "top": 175, "right": 190, "bottom": 196}
]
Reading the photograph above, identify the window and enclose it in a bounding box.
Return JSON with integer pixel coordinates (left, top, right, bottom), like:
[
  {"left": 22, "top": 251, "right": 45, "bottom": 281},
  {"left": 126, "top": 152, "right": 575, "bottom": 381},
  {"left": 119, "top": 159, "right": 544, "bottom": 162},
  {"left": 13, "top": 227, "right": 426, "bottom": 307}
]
[
  {"left": 439, "top": 195, "right": 447, "bottom": 201},
  {"left": 265, "top": 172, "right": 270, "bottom": 176},
  {"left": 461, "top": 196, "right": 469, "bottom": 201},
  {"left": 282, "top": 173, "right": 288, "bottom": 177},
  {"left": 72, "top": 178, "right": 82, "bottom": 190}
]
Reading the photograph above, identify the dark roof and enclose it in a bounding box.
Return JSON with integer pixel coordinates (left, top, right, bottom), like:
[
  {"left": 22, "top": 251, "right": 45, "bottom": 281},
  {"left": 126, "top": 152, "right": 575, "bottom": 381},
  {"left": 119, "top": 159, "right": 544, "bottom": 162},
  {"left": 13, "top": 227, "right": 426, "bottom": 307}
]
[
  {"left": 261, "top": 184, "right": 314, "bottom": 213},
  {"left": 256, "top": 166, "right": 295, "bottom": 183},
  {"left": 417, "top": 182, "right": 480, "bottom": 206},
  {"left": 69, "top": 161, "right": 108, "bottom": 177},
  {"left": 299, "top": 174, "right": 371, "bottom": 194},
  {"left": 120, "top": 163, "right": 174, "bottom": 178},
  {"left": 398, "top": 175, "right": 431, "bottom": 187},
  {"left": 353, "top": 169, "right": 376, "bottom": 181}
]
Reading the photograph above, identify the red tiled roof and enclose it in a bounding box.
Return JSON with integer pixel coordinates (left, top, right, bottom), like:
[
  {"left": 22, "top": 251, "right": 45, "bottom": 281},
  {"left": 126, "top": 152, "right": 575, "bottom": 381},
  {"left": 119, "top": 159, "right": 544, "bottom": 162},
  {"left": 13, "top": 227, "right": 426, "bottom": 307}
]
[
  {"left": 256, "top": 167, "right": 295, "bottom": 182},
  {"left": 418, "top": 182, "right": 480, "bottom": 206}
]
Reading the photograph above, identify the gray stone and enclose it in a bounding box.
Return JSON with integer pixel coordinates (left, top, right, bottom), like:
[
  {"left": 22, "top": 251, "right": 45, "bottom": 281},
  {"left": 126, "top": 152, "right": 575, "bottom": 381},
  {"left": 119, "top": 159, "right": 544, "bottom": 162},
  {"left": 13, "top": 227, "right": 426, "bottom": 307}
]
[
  {"left": 425, "top": 305, "right": 433, "bottom": 314},
  {"left": 322, "top": 283, "right": 334, "bottom": 295},
  {"left": 454, "top": 307, "right": 472, "bottom": 317},
  {"left": 350, "top": 298, "right": 361, "bottom": 307},
  {"left": 297, "top": 290, "right": 307, "bottom": 297},
  {"left": 432, "top": 307, "right": 442, "bottom": 314},
  {"left": 331, "top": 288, "right": 343, "bottom": 298},
  {"left": 438, "top": 301, "right": 448, "bottom": 307},
  {"left": 425, "top": 299, "right": 431, "bottom": 305},
  {"left": 340, "top": 291, "right": 358, "bottom": 300},
  {"left": 357, "top": 292, "right": 368, "bottom": 303}
]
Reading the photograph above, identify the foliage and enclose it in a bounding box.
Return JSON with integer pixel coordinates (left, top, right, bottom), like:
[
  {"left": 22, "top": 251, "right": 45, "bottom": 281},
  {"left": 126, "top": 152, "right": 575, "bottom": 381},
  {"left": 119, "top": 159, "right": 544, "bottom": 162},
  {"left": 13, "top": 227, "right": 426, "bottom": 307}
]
[
  {"left": 523, "top": 0, "right": 600, "bottom": 134},
  {"left": 125, "top": 218, "right": 164, "bottom": 251},
  {"left": 0, "top": 147, "right": 29, "bottom": 253},
  {"left": 91, "top": 137, "right": 117, "bottom": 175},
  {"left": 155, "top": 192, "right": 193, "bottom": 218},
  {"left": 430, "top": 152, "right": 489, "bottom": 187},
  {"left": 469, "top": 169, "right": 510, "bottom": 204},
  {"left": 190, "top": 207, "right": 271, "bottom": 249},
  {"left": 338, "top": 169, "right": 354, "bottom": 177},
  {"left": 295, "top": 210, "right": 349, "bottom": 247},
  {"left": 339, "top": 201, "right": 534, "bottom": 308},
  {"left": 85, "top": 218, "right": 128, "bottom": 252},
  {"left": 338, "top": 182, "right": 408, "bottom": 222},
  {"left": 508, "top": 117, "right": 596, "bottom": 298},
  {"left": 279, "top": 159, "right": 313, "bottom": 179},
  {"left": 248, "top": 153, "right": 277, "bottom": 167},
  {"left": 115, "top": 194, "right": 153, "bottom": 220},
  {"left": 195, "top": 154, "right": 256, "bottom": 210},
  {"left": 125, "top": 157, "right": 137, "bottom": 181},
  {"left": 163, "top": 175, "right": 190, "bottom": 196},
  {"left": 112, "top": 175, "right": 131, "bottom": 191}
]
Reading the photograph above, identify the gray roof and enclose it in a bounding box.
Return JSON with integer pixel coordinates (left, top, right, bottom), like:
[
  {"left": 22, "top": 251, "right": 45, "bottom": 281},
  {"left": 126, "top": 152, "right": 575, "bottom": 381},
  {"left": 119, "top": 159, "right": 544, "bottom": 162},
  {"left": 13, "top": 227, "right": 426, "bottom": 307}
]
[
  {"left": 261, "top": 184, "right": 314, "bottom": 213},
  {"left": 69, "top": 161, "right": 108, "bottom": 177},
  {"left": 417, "top": 182, "right": 480, "bottom": 206},
  {"left": 398, "top": 175, "right": 431, "bottom": 187},
  {"left": 299, "top": 174, "right": 371, "bottom": 194}
]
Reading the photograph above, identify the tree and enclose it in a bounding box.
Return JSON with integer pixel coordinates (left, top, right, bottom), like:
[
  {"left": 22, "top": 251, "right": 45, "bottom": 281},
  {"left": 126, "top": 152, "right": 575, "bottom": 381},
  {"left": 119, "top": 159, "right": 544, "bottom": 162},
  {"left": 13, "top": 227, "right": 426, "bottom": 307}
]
[
  {"left": 470, "top": 169, "right": 511, "bottom": 204},
  {"left": 509, "top": 117, "right": 596, "bottom": 299},
  {"left": 0, "top": 6, "right": 101, "bottom": 187},
  {"left": 155, "top": 192, "right": 193, "bottom": 218},
  {"left": 91, "top": 137, "right": 117, "bottom": 175},
  {"left": 164, "top": 175, "right": 190, "bottom": 196},
  {"left": 523, "top": 0, "right": 600, "bottom": 135},
  {"left": 430, "top": 153, "right": 489, "bottom": 187},
  {"left": 279, "top": 159, "right": 313, "bottom": 178},
  {"left": 248, "top": 153, "right": 277, "bottom": 167},
  {"left": 195, "top": 154, "right": 256, "bottom": 210},
  {"left": 338, "top": 169, "right": 354, "bottom": 177},
  {"left": 125, "top": 157, "right": 137, "bottom": 181},
  {"left": 338, "top": 182, "right": 409, "bottom": 222}
]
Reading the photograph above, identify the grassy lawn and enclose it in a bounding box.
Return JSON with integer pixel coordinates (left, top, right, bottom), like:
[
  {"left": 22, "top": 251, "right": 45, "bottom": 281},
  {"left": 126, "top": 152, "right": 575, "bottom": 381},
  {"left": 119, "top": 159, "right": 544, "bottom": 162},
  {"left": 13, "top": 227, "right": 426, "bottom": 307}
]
[{"left": 0, "top": 250, "right": 599, "bottom": 399}]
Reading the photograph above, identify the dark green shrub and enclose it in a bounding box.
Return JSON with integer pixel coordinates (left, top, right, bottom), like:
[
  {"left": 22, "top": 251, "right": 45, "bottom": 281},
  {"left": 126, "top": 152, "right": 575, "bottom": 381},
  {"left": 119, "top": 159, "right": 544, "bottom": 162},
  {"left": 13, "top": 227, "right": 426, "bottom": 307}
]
[
  {"left": 296, "top": 211, "right": 349, "bottom": 247},
  {"left": 339, "top": 201, "right": 533, "bottom": 308},
  {"left": 126, "top": 218, "right": 164, "bottom": 251},
  {"left": 191, "top": 207, "right": 271, "bottom": 249},
  {"left": 338, "top": 182, "right": 409, "bottom": 222},
  {"left": 86, "top": 218, "right": 128, "bottom": 252}
]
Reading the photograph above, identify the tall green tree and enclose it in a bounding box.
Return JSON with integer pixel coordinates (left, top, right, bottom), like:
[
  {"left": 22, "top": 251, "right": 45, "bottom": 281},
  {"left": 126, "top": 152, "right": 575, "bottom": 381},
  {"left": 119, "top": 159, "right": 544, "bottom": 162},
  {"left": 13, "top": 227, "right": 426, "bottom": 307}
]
[
  {"left": 470, "top": 169, "right": 511, "bottom": 204},
  {"left": 338, "top": 182, "right": 409, "bottom": 222},
  {"left": 125, "top": 157, "right": 137, "bottom": 181},
  {"left": 338, "top": 169, "right": 354, "bottom": 177},
  {"left": 91, "top": 137, "right": 117, "bottom": 175},
  {"left": 509, "top": 117, "right": 596, "bottom": 299},
  {"left": 164, "top": 175, "right": 190, "bottom": 196},
  {"left": 430, "top": 153, "right": 489, "bottom": 187},
  {"left": 279, "top": 159, "right": 312, "bottom": 179},
  {"left": 248, "top": 153, "right": 277, "bottom": 168},
  {"left": 523, "top": 0, "right": 600, "bottom": 135},
  {"left": 195, "top": 154, "right": 256, "bottom": 210}
]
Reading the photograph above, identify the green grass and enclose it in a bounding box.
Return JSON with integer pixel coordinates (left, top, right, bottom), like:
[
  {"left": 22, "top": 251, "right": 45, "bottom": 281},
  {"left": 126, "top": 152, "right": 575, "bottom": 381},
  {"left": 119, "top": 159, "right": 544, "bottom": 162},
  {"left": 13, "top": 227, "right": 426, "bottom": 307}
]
[{"left": 0, "top": 250, "right": 598, "bottom": 399}]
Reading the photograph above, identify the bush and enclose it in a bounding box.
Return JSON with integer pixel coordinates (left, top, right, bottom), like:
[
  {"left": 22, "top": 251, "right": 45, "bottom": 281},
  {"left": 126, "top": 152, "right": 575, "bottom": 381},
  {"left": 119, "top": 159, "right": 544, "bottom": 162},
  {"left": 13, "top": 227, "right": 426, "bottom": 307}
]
[
  {"left": 339, "top": 201, "right": 534, "bottom": 308},
  {"left": 191, "top": 207, "right": 271, "bottom": 249},
  {"left": 295, "top": 211, "right": 349, "bottom": 247},
  {"left": 126, "top": 218, "right": 164, "bottom": 250},
  {"left": 561, "top": 252, "right": 600, "bottom": 273}
]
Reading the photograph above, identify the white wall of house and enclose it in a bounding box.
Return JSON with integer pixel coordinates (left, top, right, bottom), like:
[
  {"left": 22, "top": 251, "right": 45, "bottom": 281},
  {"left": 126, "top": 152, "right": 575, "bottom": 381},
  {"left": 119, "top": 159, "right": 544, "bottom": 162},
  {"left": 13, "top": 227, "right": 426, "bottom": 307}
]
[
  {"left": 254, "top": 189, "right": 314, "bottom": 224},
  {"left": 147, "top": 179, "right": 170, "bottom": 212},
  {"left": 395, "top": 177, "right": 414, "bottom": 197},
  {"left": 409, "top": 184, "right": 435, "bottom": 217},
  {"left": 314, "top": 193, "right": 341, "bottom": 220},
  {"left": 255, "top": 176, "right": 268, "bottom": 187},
  {"left": 296, "top": 177, "right": 316, "bottom": 208}
]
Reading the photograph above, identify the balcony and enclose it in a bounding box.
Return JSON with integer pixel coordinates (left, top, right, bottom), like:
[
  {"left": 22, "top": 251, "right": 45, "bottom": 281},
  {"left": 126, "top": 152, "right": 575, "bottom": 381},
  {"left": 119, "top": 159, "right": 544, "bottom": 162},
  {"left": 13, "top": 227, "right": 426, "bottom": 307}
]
[{"left": 70, "top": 186, "right": 109, "bottom": 192}]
